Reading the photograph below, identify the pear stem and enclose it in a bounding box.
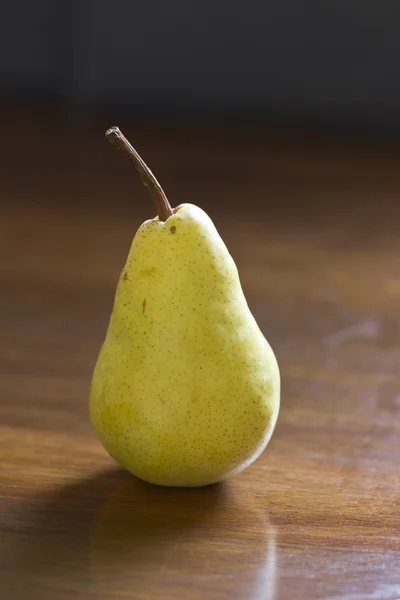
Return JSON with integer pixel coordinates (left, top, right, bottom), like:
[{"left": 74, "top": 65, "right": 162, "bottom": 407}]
[{"left": 105, "top": 126, "right": 173, "bottom": 221}]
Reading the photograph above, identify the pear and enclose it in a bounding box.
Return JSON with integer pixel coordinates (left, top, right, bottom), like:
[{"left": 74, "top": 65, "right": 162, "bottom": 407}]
[{"left": 90, "top": 127, "right": 280, "bottom": 487}]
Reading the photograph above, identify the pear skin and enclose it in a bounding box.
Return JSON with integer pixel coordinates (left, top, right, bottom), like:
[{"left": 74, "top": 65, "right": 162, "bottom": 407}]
[{"left": 90, "top": 129, "right": 280, "bottom": 487}]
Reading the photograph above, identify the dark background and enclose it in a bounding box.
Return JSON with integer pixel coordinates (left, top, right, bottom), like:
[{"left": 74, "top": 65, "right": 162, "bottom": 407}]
[{"left": 2, "top": 1, "right": 400, "bottom": 129}]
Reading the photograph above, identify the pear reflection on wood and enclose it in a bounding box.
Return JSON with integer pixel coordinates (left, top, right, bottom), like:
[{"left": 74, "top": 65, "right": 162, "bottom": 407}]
[
  {"left": 89, "top": 473, "right": 277, "bottom": 599},
  {"left": 90, "top": 127, "right": 280, "bottom": 487},
  {"left": 3, "top": 469, "right": 277, "bottom": 600}
]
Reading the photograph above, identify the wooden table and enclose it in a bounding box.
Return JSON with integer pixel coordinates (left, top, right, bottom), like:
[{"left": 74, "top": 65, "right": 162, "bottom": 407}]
[{"left": 1, "top": 110, "right": 400, "bottom": 599}]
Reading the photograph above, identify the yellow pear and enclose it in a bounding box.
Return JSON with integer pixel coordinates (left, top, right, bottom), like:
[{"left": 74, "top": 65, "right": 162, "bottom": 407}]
[{"left": 90, "top": 127, "right": 280, "bottom": 487}]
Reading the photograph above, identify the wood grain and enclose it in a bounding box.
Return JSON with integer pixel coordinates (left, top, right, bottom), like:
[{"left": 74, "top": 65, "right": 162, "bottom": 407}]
[{"left": 1, "top": 110, "right": 400, "bottom": 599}]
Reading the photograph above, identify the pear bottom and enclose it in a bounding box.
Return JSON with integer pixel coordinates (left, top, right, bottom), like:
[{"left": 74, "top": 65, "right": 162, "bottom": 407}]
[{"left": 90, "top": 382, "right": 280, "bottom": 488}]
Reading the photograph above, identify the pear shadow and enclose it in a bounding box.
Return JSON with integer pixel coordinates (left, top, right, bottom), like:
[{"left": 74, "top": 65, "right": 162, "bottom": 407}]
[{"left": 4, "top": 469, "right": 278, "bottom": 600}]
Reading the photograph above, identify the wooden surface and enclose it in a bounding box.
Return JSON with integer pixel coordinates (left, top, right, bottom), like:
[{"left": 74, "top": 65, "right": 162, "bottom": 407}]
[{"left": 1, "top": 110, "right": 400, "bottom": 599}]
